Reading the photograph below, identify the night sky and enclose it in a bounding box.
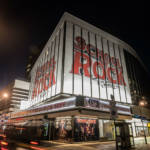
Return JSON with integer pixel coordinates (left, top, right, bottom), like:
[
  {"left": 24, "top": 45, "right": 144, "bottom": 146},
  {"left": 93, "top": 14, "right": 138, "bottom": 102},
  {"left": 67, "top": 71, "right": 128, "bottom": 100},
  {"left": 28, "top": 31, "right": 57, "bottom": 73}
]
[{"left": 0, "top": 1, "right": 149, "bottom": 90}]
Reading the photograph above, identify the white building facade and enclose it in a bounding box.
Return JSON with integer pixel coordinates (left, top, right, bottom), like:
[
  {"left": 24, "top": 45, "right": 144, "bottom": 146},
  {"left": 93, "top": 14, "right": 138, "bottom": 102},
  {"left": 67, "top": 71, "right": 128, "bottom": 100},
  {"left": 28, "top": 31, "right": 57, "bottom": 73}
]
[
  {"left": 8, "top": 13, "right": 150, "bottom": 142},
  {"left": 28, "top": 13, "right": 135, "bottom": 107}
]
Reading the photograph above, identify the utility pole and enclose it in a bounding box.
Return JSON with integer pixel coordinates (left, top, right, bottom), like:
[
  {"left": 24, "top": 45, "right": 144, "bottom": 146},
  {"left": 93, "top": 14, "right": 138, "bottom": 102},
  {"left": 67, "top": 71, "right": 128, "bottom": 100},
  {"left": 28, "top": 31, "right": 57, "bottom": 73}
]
[{"left": 110, "top": 95, "right": 118, "bottom": 150}]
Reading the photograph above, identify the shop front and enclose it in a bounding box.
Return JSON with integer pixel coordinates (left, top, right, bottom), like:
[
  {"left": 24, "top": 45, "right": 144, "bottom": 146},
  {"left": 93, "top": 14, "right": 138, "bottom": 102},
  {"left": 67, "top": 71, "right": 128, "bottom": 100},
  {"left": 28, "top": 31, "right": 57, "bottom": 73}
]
[
  {"left": 130, "top": 106, "right": 150, "bottom": 138},
  {"left": 99, "top": 119, "right": 115, "bottom": 141},
  {"left": 47, "top": 116, "right": 115, "bottom": 142},
  {"left": 126, "top": 118, "right": 150, "bottom": 138},
  {"left": 74, "top": 117, "right": 99, "bottom": 141},
  {"left": 9, "top": 96, "right": 132, "bottom": 142}
]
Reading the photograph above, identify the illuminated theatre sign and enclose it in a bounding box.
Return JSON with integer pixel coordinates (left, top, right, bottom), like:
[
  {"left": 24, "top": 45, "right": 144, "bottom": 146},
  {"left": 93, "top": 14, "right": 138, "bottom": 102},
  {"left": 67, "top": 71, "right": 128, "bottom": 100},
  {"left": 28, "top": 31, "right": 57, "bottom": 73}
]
[
  {"left": 32, "top": 57, "right": 56, "bottom": 99},
  {"left": 71, "top": 36, "right": 126, "bottom": 86},
  {"left": 29, "top": 15, "right": 131, "bottom": 106},
  {"left": 11, "top": 97, "right": 131, "bottom": 119}
]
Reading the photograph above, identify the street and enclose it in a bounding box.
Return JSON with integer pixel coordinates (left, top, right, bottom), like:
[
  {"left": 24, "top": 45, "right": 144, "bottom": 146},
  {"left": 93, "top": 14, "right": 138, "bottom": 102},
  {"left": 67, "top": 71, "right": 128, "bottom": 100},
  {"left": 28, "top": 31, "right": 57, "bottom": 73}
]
[{"left": 1, "top": 137, "right": 150, "bottom": 150}]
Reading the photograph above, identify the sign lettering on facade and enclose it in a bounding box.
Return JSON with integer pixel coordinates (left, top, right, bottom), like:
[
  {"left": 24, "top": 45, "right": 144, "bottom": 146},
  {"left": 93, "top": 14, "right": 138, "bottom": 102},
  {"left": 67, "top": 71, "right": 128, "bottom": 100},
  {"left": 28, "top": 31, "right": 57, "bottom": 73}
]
[{"left": 29, "top": 20, "right": 132, "bottom": 106}]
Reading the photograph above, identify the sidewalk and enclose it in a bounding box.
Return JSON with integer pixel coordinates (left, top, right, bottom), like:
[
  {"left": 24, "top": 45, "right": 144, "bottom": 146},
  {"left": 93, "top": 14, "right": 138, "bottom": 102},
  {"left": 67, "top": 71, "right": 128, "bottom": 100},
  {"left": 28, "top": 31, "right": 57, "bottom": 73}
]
[
  {"left": 39, "top": 137, "right": 150, "bottom": 150},
  {"left": 14, "top": 137, "right": 150, "bottom": 150}
]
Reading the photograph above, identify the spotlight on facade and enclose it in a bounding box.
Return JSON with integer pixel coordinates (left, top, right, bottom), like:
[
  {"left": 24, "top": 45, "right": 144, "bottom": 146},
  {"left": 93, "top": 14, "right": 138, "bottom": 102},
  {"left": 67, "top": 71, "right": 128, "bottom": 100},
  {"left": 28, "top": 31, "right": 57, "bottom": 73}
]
[
  {"left": 139, "top": 100, "right": 147, "bottom": 107},
  {"left": 3, "top": 93, "right": 8, "bottom": 98}
]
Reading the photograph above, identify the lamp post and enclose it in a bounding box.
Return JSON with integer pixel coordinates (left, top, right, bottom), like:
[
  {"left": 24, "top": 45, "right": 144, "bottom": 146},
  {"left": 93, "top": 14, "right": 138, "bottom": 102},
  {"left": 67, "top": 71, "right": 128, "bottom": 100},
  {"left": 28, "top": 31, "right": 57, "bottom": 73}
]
[{"left": 139, "top": 97, "right": 147, "bottom": 144}]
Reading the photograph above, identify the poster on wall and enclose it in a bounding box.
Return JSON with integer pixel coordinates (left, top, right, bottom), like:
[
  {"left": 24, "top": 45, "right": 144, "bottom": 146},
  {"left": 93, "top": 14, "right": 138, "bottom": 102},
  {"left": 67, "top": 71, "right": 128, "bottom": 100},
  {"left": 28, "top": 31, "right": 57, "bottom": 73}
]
[
  {"left": 74, "top": 118, "right": 99, "bottom": 141},
  {"left": 55, "top": 117, "right": 72, "bottom": 139}
]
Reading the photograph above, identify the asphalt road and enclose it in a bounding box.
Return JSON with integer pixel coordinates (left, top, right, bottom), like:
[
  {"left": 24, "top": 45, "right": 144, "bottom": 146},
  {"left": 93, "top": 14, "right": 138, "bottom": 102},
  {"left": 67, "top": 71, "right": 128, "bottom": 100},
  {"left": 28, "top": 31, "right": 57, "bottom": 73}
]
[{"left": 1, "top": 137, "right": 150, "bottom": 150}]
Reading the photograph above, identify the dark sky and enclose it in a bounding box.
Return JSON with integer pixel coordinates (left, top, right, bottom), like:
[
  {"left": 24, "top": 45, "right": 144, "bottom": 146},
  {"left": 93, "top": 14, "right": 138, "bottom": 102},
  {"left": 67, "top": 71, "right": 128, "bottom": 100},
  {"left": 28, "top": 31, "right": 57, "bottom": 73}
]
[{"left": 0, "top": 1, "right": 149, "bottom": 90}]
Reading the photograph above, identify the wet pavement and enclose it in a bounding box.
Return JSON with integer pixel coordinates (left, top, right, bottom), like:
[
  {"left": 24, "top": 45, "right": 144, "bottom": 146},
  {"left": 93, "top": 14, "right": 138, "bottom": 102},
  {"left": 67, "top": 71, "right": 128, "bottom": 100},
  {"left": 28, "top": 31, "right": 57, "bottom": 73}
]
[
  {"left": 39, "top": 137, "right": 150, "bottom": 150},
  {"left": 1, "top": 137, "right": 150, "bottom": 150}
]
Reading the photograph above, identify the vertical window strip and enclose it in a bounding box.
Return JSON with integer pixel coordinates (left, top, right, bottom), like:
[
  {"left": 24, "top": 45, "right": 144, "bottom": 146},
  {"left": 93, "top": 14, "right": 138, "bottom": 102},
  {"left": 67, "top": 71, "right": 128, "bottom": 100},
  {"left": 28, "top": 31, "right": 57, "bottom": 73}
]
[
  {"left": 43, "top": 49, "right": 48, "bottom": 101},
  {"left": 28, "top": 71, "right": 33, "bottom": 101},
  {"left": 40, "top": 56, "right": 44, "bottom": 103},
  {"left": 136, "top": 72, "right": 142, "bottom": 97},
  {"left": 101, "top": 37, "right": 108, "bottom": 100},
  {"left": 113, "top": 43, "right": 121, "bottom": 102},
  {"left": 44, "top": 47, "right": 49, "bottom": 100},
  {"left": 49, "top": 42, "right": 54, "bottom": 98},
  {"left": 45, "top": 47, "right": 50, "bottom": 99},
  {"left": 37, "top": 59, "right": 42, "bottom": 104},
  {"left": 124, "top": 51, "right": 134, "bottom": 102},
  {"left": 127, "top": 53, "right": 139, "bottom": 100},
  {"left": 118, "top": 46, "right": 127, "bottom": 103},
  {"left": 41, "top": 50, "right": 47, "bottom": 102},
  {"left": 88, "top": 32, "right": 93, "bottom": 97},
  {"left": 34, "top": 64, "right": 39, "bottom": 106},
  {"left": 107, "top": 40, "right": 115, "bottom": 99},
  {"left": 132, "top": 57, "right": 141, "bottom": 97},
  {"left": 55, "top": 30, "right": 61, "bottom": 95},
  {"left": 46, "top": 43, "right": 53, "bottom": 99},
  {"left": 81, "top": 28, "right": 84, "bottom": 95},
  {"left": 95, "top": 35, "right": 101, "bottom": 100},
  {"left": 61, "top": 21, "right": 66, "bottom": 93},
  {"left": 29, "top": 70, "right": 34, "bottom": 106},
  {"left": 129, "top": 55, "right": 137, "bottom": 96},
  {"left": 51, "top": 37, "right": 57, "bottom": 97},
  {"left": 72, "top": 24, "right": 75, "bottom": 94}
]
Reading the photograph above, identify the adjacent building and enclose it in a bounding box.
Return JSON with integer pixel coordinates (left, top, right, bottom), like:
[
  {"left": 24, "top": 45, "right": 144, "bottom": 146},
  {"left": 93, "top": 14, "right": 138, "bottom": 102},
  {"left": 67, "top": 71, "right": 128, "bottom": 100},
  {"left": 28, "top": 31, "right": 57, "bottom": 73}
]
[
  {"left": 5, "top": 13, "right": 150, "bottom": 142},
  {"left": 0, "top": 79, "right": 30, "bottom": 114}
]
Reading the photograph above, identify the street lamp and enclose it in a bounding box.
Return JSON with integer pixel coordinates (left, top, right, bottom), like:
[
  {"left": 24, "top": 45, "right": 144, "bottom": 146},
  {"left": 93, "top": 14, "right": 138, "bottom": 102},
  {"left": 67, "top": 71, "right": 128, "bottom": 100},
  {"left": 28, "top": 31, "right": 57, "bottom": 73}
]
[
  {"left": 3, "top": 93, "right": 9, "bottom": 99},
  {"left": 139, "top": 96, "right": 147, "bottom": 144},
  {"left": 139, "top": 97, "right": 147, "bottom": 107}
]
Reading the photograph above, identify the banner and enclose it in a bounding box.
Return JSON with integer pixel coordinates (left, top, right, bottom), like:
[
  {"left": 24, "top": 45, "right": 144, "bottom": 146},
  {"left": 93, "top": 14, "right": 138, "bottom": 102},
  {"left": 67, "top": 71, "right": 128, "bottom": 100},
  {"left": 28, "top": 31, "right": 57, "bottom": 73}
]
[
  {"left": 68, "top": 27, "right": 131, "bottom": 103},
  {"left": 29, "top": 26, "right": 64, "bottom": 106},
  {"left": 29, "top": 20, "right": 132, "bottom": 106}
]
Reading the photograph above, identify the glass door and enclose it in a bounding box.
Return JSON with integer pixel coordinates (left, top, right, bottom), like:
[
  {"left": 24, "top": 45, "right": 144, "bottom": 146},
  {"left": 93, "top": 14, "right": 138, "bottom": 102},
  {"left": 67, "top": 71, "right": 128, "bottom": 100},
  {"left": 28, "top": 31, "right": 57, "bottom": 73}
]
[{"left": 115, "top": 122, "right": 134, "bottom": 150}]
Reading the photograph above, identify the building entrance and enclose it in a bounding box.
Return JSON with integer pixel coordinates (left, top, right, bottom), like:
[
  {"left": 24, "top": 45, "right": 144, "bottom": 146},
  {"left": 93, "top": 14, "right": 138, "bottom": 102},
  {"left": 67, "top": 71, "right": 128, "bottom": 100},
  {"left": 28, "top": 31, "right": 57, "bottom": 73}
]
[{"left": 115, "top": 122, "right": 134, "bottom": 150}]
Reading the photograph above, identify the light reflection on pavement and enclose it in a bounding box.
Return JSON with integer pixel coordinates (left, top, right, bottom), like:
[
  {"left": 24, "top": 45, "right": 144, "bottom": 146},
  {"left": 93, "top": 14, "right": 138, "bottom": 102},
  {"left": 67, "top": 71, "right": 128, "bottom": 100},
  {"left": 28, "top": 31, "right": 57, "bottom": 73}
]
[
  {"left": 1, "top": 137, "right": 150, "bottom": 150},
  {"left": 16, "top": 148, "right": 30, "bottom": 150}
]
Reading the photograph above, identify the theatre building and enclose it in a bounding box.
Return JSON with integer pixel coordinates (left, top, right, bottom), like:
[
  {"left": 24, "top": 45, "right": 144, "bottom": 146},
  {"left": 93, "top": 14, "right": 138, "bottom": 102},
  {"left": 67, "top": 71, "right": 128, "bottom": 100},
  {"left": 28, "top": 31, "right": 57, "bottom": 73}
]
[{"left": 7, "top": 13, "right": 150, "bottom": 144}]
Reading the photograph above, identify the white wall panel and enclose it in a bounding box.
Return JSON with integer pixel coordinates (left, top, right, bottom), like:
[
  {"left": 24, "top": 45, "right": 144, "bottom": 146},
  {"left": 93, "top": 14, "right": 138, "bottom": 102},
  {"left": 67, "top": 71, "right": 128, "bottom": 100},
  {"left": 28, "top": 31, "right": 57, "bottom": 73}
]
[
  {"left": 114, "top": 44, "right": 126, "bottom": 103},
  {"left": 102, "top": 38, "right": 113, "bottom": 100},
  {"left": 96, "top": 35, "right": 107, "bottom": 100},
  {"left": 82, "top": 29, "right": 91, "bottom": 97},
  {"left": 29, "top": 13, "right": 133, "bottom": 106},
  {"left": 43, "top": 47, "right": 49, "bottom": 100},
  {"left": 52, "top": 34, "right": 59, "bottom": 96},
  {"left": 108, "top": 41, "right": 120, "bottom": 102},
  {"left": 73, "top": 25, "right": 82, "bottom": 95},
  {"left": 33, "top": 64, "right": 39, "bottom": 105},
  {"left": 56, "top": 27, "right": 64, "bottom": 94},
  {"left": 63, "top": 22, "right": 73, "bottom": 94},
  {"left": 41, "top": 52, "right": 47, "bottom": 102},
  {"left": 89, "top": 32, "right": 99, "bottom": 98},
  {"left": 38, "top": 57, "right": 44, "bottom": 103},
  {"left": 45, "top": 46, "right": 51, "bottom": 99},
  {"left": 47, "top": 41, "right": 55, "bottom": 99},
  {"left": 51, "top": 38, "right": 57, "bottom": 97}
]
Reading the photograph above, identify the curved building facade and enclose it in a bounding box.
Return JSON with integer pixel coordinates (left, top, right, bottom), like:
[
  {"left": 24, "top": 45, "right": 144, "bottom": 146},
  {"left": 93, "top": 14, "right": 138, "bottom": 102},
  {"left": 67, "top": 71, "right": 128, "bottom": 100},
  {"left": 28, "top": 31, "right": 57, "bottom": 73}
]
[
  {"left": 6, "top": 12, "right": 150, "bottom": 143},
  {"left": 28, "top": 12, "right": 150, "bottom": 107}
]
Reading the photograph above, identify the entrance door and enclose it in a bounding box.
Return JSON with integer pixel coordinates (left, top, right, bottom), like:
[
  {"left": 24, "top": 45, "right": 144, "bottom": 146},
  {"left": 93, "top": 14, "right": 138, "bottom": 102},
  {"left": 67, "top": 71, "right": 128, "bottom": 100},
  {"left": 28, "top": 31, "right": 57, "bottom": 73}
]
[
  {"left": 48, "top": 119, "right": 55, "bottom": 140},
  {"left": 115, "top": 122, "right": 134, "bottom": 150}
]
